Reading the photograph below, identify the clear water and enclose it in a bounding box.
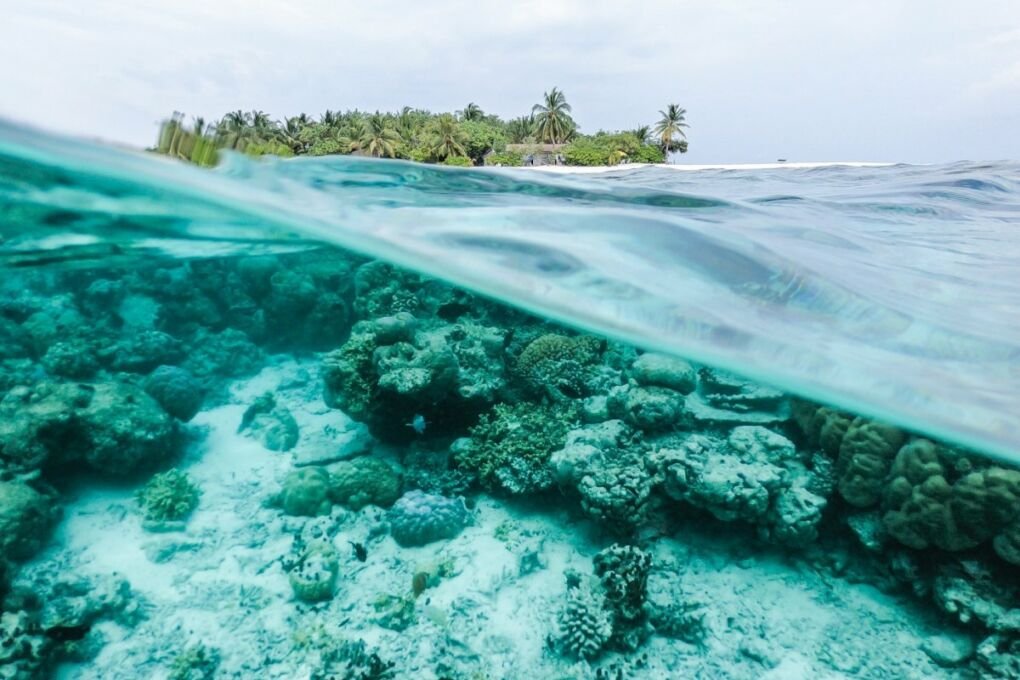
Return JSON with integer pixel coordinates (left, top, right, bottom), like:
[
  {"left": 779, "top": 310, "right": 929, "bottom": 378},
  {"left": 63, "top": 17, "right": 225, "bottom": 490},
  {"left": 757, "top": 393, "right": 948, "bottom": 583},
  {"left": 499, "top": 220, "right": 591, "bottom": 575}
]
[
  {"left": 3, "top": 121, "right": 1020, "bottom": 679},
  {"left": 3, "top": 121, "right": 1018, "bottom": 462}
]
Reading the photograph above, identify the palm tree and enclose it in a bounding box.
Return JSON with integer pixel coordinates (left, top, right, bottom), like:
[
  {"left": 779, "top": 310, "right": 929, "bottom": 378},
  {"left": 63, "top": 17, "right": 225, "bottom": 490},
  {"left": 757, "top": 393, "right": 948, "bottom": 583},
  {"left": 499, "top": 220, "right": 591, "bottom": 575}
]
[
  {"left": 219, "top": 110, "right": 253, "bottom": 150},
  {"left": 430, "top": 114, "right": 468, "bottom": 160},
  {"left": 359, "top": 114, "right": 402, "bottom": 158},
  {"left": 632, "top": 125, "right": 651, "bottom": 144},
  {"left": 653, "top": 104, "right": 689, "bottom": 153},
  {"left": 505, "top": 115, "right": 534, "bottom": 144},
  {"left": 532, "top": 88, "right": 575, "bottom": 144},
  {"left": 459, "top": 102, "right": 484, "bottom": 121}
]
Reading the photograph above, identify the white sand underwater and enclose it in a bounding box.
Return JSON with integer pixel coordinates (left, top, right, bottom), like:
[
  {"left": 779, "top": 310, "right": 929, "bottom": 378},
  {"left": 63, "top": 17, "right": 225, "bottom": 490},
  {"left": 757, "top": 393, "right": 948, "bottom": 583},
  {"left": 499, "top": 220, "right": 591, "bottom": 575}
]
[{"left": 17, "top": 358, "right": 965, "bottom": 679}]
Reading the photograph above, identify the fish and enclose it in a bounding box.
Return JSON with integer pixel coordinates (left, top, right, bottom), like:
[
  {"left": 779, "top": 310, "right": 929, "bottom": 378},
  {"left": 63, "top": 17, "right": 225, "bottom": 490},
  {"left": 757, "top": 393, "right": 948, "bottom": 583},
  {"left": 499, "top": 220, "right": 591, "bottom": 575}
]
[
  {"left": 406, "top": 414, "right": 427, "bottom": 435},
  {"left": 350, "top": 541, "right": 367, "bottom": 562}
]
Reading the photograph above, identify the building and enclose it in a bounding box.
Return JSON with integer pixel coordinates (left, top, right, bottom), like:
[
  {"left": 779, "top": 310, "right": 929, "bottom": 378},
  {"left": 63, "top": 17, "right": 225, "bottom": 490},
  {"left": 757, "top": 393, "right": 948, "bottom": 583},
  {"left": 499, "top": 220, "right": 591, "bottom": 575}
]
[{"left": 495, "top": 143, "right": 567, "bottom": 166}]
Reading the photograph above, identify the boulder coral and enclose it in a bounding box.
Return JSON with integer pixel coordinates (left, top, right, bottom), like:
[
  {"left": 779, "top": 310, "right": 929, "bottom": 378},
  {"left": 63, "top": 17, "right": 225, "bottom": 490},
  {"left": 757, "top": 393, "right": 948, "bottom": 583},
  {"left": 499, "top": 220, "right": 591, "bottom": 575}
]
[
  {"left": 882, "top": 438, "right": 1020, "bottom": 554},
  {"left": 0, "top": 480, "right": 59, "bottom": 560},
  {"left": 327, "top": 457, "right": 402, "bottom": 510},
  {"left": 144, "top": 365, "right": 205, "bottom": 421},
  {"left": 275, "top": 467, "right": 333, "bottom": 517},
  {"left": 514, "top": 333, "right": 603, "bottom": 400},
  {"left": 836, "top": 417, "right": 906, "bottom": 508},
  {"left": 388, "top": 490, "right": 471, "bottom": 547},
  {"left": 288, "top": 544, "right": 340, "bottom": 603}
]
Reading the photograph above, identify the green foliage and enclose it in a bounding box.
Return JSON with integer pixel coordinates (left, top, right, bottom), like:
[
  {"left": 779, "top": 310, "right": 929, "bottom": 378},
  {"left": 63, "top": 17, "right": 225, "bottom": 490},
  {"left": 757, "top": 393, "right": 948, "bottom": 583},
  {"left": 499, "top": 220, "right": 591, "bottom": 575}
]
[
  {"left": 485, "top": 151, "right": 524, "bottom": 167},
  {"left": 442, "top": 156, "right": 473, "bottom": 167},
  {"left": 460, "top": 121, "right": 506, "bottom": 164},
  {"left": 562, "top": 132, "right": 664, "bottom": 166},
  {"left": 562, "top": 139, "right": 613, "bottom": 167},
  {"left": 155, "top": 98, "right": 690, "bottom": 167},
  {"left": 136, "top": 469, "right": 200, "bottom": 523},
  {"left": 632, "top": 144, "right": 666, "bottom": 163}
]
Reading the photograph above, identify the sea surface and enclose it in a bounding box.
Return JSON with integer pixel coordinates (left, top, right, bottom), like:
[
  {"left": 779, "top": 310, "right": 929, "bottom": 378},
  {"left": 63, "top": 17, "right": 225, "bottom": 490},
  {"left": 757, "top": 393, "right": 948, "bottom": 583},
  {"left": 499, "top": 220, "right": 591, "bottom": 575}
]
[
  {"left": 2, "top": 121, "right": 1020, "bottom": 679},
  {"left": 2, "top": 121, "right": 1018, "bottom": 461}
]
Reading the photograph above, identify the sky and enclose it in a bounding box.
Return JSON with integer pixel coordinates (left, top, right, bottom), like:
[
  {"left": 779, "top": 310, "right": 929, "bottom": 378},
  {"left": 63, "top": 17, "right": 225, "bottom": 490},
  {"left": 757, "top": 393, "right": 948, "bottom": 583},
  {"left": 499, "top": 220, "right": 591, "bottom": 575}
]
[{"left": 1, "top": 0, "right": 1018, "bottom": 163}]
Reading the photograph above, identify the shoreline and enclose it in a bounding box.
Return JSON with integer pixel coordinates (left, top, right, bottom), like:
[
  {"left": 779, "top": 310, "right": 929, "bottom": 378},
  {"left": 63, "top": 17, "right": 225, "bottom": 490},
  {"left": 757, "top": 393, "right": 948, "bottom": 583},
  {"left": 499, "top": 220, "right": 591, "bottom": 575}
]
[{"left": 517, "top": 160, "right": 898, "bottom": 173}]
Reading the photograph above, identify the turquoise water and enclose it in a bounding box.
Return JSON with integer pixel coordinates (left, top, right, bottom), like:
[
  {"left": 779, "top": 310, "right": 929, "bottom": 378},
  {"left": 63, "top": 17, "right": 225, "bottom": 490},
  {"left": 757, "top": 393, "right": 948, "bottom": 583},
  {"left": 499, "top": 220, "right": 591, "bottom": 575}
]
[
  {"left": 3, "top": 121, "right": 1020, "bottom": 679},
  {"left": 3, "top": 121, "right": 1019, "bottom": 461}
]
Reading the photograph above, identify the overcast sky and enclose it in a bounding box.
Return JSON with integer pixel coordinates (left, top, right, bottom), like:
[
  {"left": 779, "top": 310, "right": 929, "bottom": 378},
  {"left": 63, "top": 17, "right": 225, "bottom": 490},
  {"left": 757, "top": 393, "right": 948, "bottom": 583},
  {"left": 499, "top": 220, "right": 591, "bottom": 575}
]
[{"left": 1, "top": 0, "right": 1018, "bottom": 163}]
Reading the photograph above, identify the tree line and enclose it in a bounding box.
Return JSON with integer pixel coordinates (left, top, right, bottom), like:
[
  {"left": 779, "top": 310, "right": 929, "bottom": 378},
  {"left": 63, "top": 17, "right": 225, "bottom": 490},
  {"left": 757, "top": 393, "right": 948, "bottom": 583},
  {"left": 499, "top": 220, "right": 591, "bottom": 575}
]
[{"left": 155, "top": 88, "right": 689, "bottom": 168}]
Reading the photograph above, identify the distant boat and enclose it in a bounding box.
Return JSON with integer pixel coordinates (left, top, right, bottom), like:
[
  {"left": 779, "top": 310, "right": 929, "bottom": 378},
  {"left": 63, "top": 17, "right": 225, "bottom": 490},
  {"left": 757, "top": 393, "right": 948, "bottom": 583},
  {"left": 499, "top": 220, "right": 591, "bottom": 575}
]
[{"left": 777, "top": 158, "right": 787, "bottom": 162}]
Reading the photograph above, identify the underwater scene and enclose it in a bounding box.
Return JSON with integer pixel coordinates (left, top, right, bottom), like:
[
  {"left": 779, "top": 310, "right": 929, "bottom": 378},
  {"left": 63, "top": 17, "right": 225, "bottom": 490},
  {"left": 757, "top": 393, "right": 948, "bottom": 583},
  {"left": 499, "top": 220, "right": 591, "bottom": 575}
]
[{"left": 2, "top": 123, "right": 1020, "bottom": 680}]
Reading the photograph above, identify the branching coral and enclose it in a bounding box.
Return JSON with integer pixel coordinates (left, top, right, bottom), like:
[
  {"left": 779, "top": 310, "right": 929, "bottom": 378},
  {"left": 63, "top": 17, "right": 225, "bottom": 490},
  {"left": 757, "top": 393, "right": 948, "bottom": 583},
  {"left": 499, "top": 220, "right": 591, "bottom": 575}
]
[
  {"left": 169, "top": 644, "right": 221, "bottom": 680},
  {"left": 456, "top": 401, "right": 579, "bottom": 495},
  {"left": 555, "top": 582, "right": 614, "bottom": 660},
  {"left": 136, "top": 468, "right": 200, "bottom": 527}
]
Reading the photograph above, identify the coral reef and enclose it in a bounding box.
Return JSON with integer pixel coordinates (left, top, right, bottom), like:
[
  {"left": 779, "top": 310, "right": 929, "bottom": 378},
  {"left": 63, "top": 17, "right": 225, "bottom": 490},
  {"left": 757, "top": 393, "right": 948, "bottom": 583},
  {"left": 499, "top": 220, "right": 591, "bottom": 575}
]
[
  {"left": 0, "top": 380, "right": 180, "bottom": 476},
  {"left": 2, "top": 248, "right": 1020, "bottom": 678}
]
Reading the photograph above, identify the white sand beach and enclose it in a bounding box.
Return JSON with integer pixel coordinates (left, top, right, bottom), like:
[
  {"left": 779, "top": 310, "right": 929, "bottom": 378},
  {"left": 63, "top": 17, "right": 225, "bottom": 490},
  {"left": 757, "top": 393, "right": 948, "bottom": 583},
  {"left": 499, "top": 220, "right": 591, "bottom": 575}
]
[{"left": 521, "top": 161, "right": 897, "bottom": 173}]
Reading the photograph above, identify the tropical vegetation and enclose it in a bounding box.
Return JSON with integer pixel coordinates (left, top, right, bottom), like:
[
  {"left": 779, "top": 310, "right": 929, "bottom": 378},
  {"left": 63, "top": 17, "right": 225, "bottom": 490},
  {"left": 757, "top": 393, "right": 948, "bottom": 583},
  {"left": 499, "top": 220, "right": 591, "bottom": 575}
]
[{"left": 154, "top": 90, "right": 690, "bottom": 168}]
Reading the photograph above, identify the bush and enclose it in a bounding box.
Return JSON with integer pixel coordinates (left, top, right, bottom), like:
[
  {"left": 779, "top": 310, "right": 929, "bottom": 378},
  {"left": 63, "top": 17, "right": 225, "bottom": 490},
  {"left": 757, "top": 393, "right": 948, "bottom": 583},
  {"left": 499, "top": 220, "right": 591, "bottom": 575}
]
[
  {"left": 461, "top": 121, "right": 506, "bottom": 164},
  {"left": 632, "top": 144, "right": 666, "bottom": 163},
  {"left": 485, "top": 151, "right": 524, "bottom": 167},
  {"left": 442, "top": 156, "right": 473, "bottom": 167},
  {"left": 563, "top": 139, "right": 611, "bottom": 167}
]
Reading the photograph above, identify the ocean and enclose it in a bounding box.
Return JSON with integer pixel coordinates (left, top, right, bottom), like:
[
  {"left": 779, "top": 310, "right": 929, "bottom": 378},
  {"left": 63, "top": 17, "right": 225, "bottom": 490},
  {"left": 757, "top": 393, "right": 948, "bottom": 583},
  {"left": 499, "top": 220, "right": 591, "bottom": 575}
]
[{"left": 1, "top": 121, "right": 1018, "bottom": 678}]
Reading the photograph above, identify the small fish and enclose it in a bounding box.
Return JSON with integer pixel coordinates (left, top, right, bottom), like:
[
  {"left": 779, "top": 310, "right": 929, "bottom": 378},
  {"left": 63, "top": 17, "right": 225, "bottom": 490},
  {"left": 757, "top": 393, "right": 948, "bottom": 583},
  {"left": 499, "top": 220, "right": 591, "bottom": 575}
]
[
  {"left": 411, "top": 571, "right": 428, "bottom": 598},
  {"left": 350, "top": 541, "right": 367, "bottom": 562},
  {"left": 406, "top": 414, "right": 427, "bottom": 435}
]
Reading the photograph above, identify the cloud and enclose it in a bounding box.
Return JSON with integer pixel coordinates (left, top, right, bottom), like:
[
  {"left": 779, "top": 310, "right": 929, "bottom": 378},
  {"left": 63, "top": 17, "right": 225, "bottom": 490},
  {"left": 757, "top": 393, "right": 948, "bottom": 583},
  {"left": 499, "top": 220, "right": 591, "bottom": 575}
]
[{"left": 0, "top": 0, "right": 1017, "bottom": 162}]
